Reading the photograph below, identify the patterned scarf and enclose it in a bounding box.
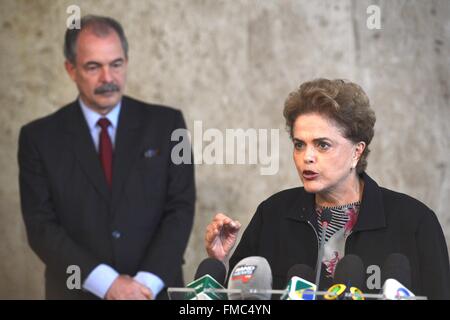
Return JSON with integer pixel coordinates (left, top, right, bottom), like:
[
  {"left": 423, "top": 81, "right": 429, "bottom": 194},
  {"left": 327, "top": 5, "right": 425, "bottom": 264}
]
[{"left": 316, "top": 202, "right": 360, "bottom": 278}]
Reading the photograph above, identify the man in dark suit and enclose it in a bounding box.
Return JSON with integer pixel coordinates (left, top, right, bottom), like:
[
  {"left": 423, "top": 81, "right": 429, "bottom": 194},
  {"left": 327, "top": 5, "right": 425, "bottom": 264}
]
[{"left": 18, "top": 15, "right": 195, "bottom": 300}]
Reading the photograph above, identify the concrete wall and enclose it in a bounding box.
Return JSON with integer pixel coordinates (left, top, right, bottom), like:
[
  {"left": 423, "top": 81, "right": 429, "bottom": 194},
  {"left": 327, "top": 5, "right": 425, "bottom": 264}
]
[{"left": 0, "top": 0, "right": 448, "bottom": 298}]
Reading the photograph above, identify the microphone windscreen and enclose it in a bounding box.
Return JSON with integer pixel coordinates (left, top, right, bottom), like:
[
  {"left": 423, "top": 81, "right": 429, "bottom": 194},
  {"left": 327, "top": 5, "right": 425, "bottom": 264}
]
[
  {"left": 194, "top": 258, "right": 227, "bottom": 286},
  {"left": 381, "top": 253, "right": 412, "bottom": 289},
  {"left": 227, "top": 256, "right": 272, "bottom": 300},
  {"left": 333, "top": 254, "right": 365, "bottom": 289},
  {"left": 286, "top": 264, "right": 315, "bottom": 283}
]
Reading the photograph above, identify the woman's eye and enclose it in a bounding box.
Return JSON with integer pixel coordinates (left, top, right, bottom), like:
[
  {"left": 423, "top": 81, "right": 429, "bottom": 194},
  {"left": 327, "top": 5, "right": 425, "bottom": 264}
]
[
  {"left": 294, "top": 142, "right": 304, "bottom": 150},
  {"left": 318, "top": 142, "right": 330, "bottom": 150}
]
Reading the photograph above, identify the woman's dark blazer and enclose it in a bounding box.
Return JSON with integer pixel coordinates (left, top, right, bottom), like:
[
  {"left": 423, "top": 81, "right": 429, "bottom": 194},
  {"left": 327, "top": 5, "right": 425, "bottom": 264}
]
[{"left": 229, "top": 172, "right": 450, "bottom": 299}]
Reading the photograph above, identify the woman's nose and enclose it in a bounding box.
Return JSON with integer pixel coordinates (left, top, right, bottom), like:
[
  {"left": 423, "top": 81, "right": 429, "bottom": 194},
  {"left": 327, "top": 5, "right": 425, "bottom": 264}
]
[{"left": 303, "top": 146, "right": 316, "bottom": 164}]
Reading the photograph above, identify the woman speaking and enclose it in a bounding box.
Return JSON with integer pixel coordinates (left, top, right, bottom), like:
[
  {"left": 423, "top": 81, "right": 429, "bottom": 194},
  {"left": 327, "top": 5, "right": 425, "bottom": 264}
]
[{"left": 204, "top": 79, "right": 450, "bottom": 299}]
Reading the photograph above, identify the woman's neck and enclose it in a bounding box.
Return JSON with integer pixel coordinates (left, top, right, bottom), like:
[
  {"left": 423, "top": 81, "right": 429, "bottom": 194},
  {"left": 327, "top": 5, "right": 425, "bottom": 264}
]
[{"left": 315, "top": 174, "right": 364, "bottom": 208}]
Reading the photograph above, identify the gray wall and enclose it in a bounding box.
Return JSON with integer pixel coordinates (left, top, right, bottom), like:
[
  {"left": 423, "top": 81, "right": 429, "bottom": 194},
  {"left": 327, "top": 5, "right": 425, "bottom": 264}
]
[{"left": 0, "top": 0, "right": 448, "bottom": 298}]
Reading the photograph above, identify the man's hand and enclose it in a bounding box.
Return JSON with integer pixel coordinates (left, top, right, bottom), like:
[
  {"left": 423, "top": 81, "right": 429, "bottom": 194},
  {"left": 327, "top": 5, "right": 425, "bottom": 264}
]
[
  {"left": 105, "top": 275, "right": 153, "bottom": 300},
  {"left": 205, "top": 213, "right": 241, "bottom": 261}
]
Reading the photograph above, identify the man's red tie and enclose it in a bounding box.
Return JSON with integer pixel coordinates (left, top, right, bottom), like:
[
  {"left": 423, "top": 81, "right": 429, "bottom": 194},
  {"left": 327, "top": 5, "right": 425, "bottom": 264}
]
[{"left": 97, "top": 118, "right": 113, "bottom": 188}]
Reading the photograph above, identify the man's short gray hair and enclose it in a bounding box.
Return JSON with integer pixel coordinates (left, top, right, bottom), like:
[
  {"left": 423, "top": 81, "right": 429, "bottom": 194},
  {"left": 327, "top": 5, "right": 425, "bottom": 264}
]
[{"left": 64, "top": 15, "right": 128, "bottom": 64}]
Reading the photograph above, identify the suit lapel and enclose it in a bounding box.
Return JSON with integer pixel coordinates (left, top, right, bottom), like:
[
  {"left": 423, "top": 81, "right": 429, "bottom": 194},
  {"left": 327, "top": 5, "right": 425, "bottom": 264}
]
[
  {"left": 65, "top": 101, "right": 111, "bottom": 202},
  {"left": 111, "top": 97, "right": 143, "bottom": 215}
]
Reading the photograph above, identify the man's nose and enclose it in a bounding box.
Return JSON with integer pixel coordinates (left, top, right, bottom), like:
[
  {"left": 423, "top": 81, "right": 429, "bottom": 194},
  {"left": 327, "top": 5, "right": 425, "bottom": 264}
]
[{"left": 99, "top": 66, "right": 113, "bottom": 83}]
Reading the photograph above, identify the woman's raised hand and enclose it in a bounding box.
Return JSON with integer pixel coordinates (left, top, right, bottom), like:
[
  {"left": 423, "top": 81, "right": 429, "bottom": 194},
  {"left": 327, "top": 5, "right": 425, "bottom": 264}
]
[{"left": 205, "top": 213, "right": 241, "bottom": 261}]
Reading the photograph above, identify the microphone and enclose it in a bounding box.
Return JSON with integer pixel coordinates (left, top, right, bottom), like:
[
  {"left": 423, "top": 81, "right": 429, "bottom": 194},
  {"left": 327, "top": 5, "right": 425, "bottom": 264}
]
[
  {"left": 186, "top": 257, "right": 227, "bottom": 300},
  {"left": 194, "top": 257, "right": 227, "bottom": 285},
  {"left": 325, "top": 254, "right": 365, "bottom": 300},
  {"left": 381, "top": 253, "right": 415, "bottom": 300},
  {"left": 314, "top": 208, "right": 333, "bottom": 289},
  {"left": 227, "top": 256, "right": 272, "bottom": 300},
  {"left": 281, "top": 264, "right": 316, "bottom": 300}
]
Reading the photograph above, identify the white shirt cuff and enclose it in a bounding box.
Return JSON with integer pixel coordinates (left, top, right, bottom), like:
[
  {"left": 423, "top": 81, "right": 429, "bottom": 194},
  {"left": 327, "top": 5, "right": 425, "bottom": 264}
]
[
  {"left": 134, "top": 271, "right": 165, "bottom": 298},
  {"left": 82, "top": 264, "right": 119, "bottom": 299}
]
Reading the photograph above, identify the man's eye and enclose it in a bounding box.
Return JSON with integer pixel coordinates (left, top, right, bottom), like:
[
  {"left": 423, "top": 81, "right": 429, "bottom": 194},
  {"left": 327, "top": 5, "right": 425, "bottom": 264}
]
[
  {"left": 111, "top": 61, "right": 123, "bottom": 68},
  {"left": 87, "top": 65, "right": 99, "bottom": 71}
]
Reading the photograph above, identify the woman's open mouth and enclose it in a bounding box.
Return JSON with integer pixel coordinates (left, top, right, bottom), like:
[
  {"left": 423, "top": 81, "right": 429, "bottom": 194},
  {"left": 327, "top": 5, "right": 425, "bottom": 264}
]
[{"left": 302, "top": 170, "right": 319, "bottom": 180}]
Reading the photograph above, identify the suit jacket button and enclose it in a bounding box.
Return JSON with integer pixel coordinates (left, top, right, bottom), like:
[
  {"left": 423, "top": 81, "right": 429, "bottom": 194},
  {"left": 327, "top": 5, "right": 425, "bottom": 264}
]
[{"left": 112, "top": 230, "right": 121, "bottom": 239}]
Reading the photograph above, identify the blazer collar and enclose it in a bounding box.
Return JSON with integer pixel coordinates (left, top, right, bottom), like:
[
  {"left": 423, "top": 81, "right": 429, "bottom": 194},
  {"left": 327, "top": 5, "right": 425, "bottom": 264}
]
[
  {"left": 62, "top": 96, "right": 144, "bottom": 205},
  {"left": 110, "top": 96, "right": 144, "bottom": 215},
  {"left": 353, "top": 172, "right": 386, "bottom": 231},
  {"left": 285, "top": 172, "right": 386, "bottom": 232},
  {"left": 64, "top": 100, "right": 111, "bottom": 202}
]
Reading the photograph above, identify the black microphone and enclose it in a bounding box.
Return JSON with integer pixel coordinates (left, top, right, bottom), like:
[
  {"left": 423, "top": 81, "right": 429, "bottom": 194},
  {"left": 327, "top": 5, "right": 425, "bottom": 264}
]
[
  {"left": 194, "top": 257, "right": 227, "bottom": 286},
  {"left": 281, "top": 264, "right": 317, "bottom": 300},
  {"left": 287, "top": 264, "right": 316, "bottom": 283},
  {"left": 314, "top": 208, "right": 333, "bottom": 289},
  {"left": 381, "top": 253, "right": 411, "bottom": 289},
  {"left": 185, "top": 258, "right": 227, "bottom": 300},
  {"left": 325, "top": 254, "right": 365, "bottom": 300},
  {"left": 381, "top": 253, "right": 415, "bottom": 299}
]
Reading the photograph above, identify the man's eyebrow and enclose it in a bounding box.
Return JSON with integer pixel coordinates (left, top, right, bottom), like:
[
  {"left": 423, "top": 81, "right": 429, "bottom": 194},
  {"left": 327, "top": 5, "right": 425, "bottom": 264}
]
[
  {"left": 83, "top": 58, "right": 125, "bottom": 67},
  {"left": 111, "top": 58, "right": 124, "bottom": 63}
]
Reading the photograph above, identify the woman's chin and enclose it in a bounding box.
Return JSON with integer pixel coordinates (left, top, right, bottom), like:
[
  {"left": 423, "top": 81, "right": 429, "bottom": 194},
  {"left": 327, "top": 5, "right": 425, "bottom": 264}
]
[{"left": 302, "top": 181, "right": 323, "bottom": 194}]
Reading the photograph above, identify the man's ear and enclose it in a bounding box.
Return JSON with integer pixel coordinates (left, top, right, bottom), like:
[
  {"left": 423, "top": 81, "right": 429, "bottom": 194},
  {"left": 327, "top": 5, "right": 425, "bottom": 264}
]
[{"left": 64, "top": 60, "right": 77, "bottom": 82}]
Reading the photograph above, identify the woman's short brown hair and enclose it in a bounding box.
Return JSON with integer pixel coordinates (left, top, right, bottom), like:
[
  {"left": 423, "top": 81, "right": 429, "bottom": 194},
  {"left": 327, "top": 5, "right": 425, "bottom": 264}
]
[{"left": 283, "top": 78, "right": 376, "bottom": 174}]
